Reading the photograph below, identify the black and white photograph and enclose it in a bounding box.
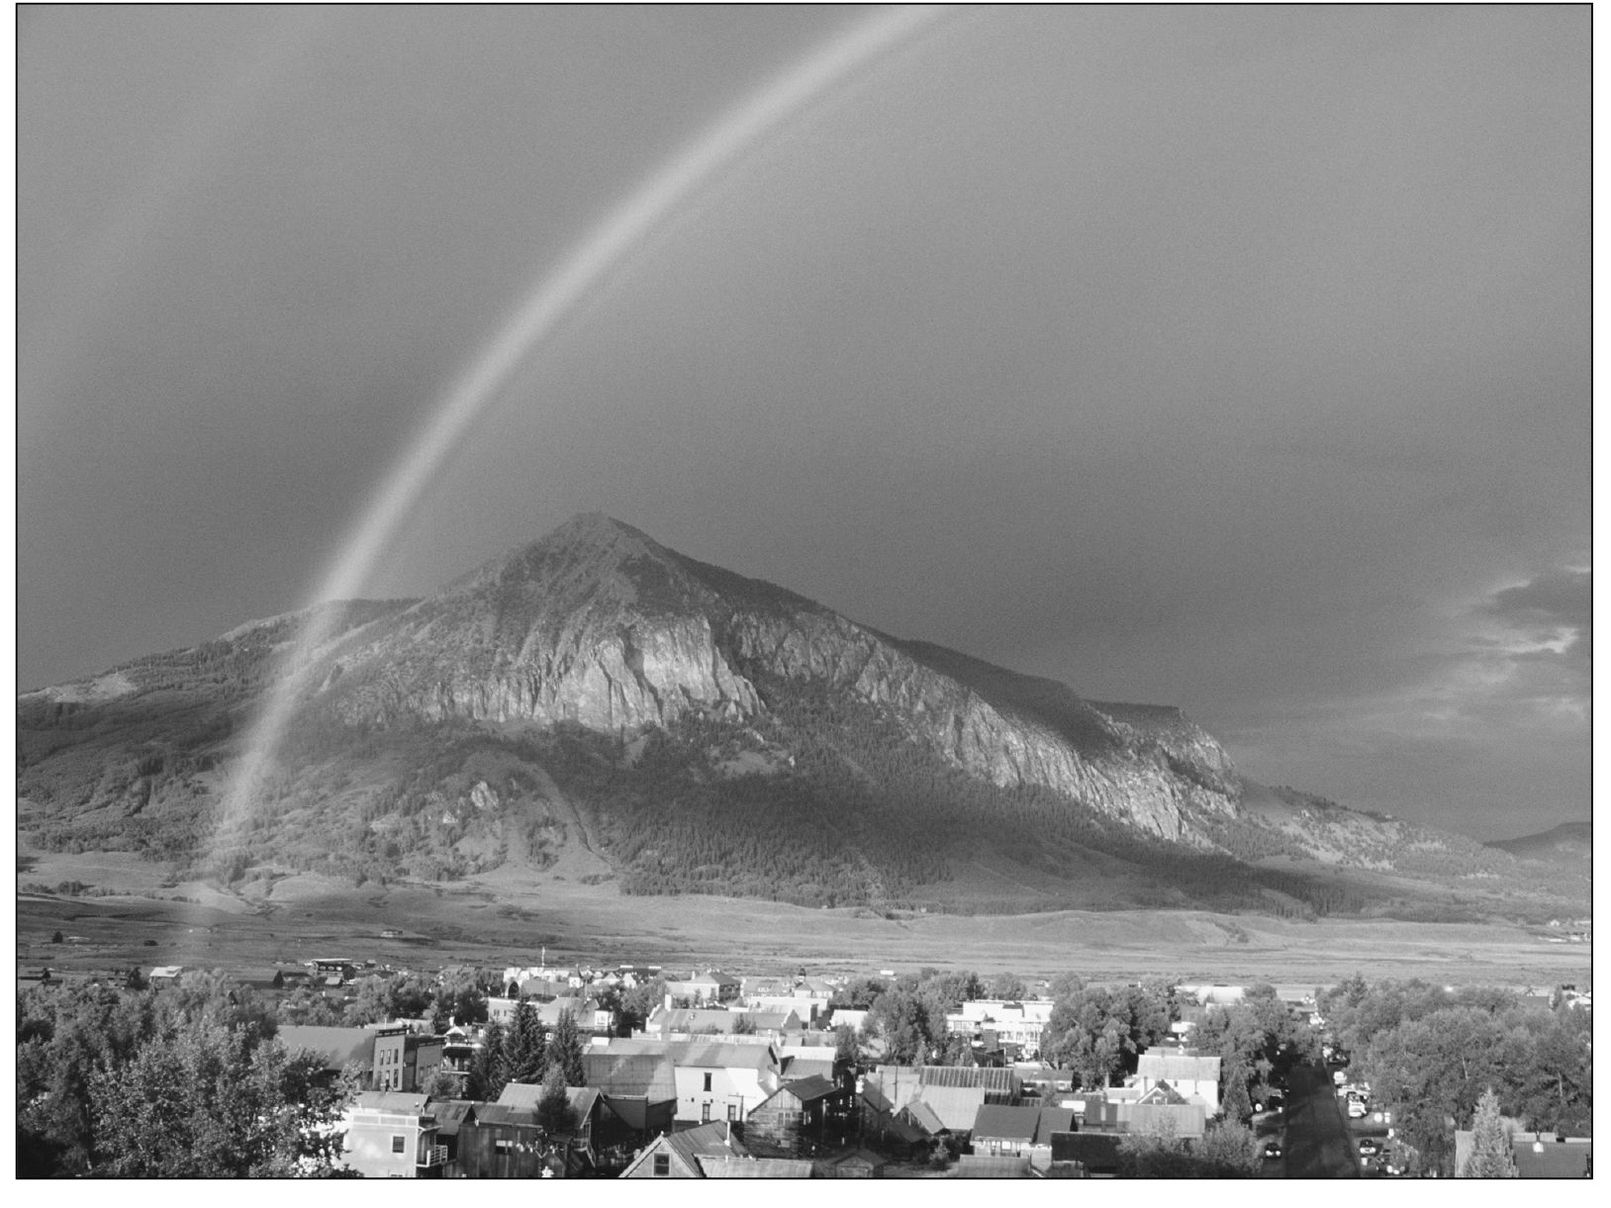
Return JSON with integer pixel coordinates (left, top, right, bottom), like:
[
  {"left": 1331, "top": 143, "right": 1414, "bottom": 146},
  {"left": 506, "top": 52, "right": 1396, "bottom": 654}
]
[{"left": 15, "top": 2, "right": 1591, "bottom": 1180}]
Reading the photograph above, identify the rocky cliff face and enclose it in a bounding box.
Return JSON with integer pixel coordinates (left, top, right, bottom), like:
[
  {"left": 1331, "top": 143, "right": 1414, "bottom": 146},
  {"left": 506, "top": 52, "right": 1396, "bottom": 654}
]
[{"left": 309, "top": 513, "right": 1240, "bottom": 843}]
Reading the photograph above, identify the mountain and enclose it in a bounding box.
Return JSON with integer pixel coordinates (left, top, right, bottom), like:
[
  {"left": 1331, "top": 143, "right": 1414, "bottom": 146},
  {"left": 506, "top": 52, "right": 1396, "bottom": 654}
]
[
  {"left": 1485, "top": 821, "right": 1591, "bottom": 870},
  {"left": 15, "top": 513, "right": 1577, "bottom": 919}
]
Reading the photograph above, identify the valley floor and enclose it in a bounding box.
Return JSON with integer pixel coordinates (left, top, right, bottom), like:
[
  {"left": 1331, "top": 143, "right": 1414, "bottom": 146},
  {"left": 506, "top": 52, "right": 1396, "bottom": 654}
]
[{"left": 15, "top": 845, "right": 1590, "bottom": 991}]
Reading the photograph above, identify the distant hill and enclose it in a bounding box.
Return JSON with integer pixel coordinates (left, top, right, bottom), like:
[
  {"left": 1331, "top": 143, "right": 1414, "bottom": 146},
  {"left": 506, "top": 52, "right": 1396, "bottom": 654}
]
[
  {"left": 15, "top": 513, "right": 1586, "bottom": 921},
  {"left": 1485, "top": 821, "right": 1591, "bottom": 869}
]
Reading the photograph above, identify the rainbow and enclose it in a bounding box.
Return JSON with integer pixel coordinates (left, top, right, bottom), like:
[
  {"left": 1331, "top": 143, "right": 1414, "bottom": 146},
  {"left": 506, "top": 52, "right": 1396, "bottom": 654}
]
[{"left": 215, "top": 5, "right": 953, "bottom": 840}]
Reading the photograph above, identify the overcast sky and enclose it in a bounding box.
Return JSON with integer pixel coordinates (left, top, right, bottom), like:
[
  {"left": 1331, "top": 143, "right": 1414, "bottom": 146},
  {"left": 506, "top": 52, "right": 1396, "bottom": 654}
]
[{"left": 18, "top": 5, "right": 1589, "bottom": 840}]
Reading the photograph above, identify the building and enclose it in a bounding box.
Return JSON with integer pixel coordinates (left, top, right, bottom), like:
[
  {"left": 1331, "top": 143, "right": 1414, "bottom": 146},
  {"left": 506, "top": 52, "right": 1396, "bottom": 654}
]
[
  {"left": 454, "top": 1104, "right": 563, "bottom": 1178},
  {"left": 944, "top": 999, "right": 1054, "bottom": 1054},
  {"left": 969, "top": 1104, "right": 1076, "bottom": 1166},
  {"left": 581, "top": 1049, "right": 679, "bottom": 1147},
  {"left": 743, "top": 1075, "right": 843, "bottom": 1155},
  {"left": 278, "top": 1025, "right": 377, "bottom": 1087},
  {"left": 620, "top": 1121, "right": 750, "bottom": 1178},
  {"left": 339, "top": 1091, "right": 446, "bottom": 1178},
  {"left": 590, "top": 1037, "right": 785, "bottom": 1124},
  {"left": 664, "top": 970, "right": 743, "bottom": 1005},
  {"left": 370, "top": 1022, "right": 445, "bottom": 1093},
  {"left": 1133, "top": 1051, "right": 1221, "bottom": 1115}
]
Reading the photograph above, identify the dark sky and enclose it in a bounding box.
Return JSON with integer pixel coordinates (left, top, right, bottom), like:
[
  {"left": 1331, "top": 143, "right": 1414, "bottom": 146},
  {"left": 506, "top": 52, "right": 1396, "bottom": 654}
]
[{"left": 18, "top": 5, "right": 1589, "bottom": 840}]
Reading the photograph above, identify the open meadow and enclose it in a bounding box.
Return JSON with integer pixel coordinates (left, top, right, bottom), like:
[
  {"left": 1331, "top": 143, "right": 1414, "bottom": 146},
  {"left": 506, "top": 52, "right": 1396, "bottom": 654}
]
[{"left": 17, "top": 842, "right": 1589, "bottom": 992}]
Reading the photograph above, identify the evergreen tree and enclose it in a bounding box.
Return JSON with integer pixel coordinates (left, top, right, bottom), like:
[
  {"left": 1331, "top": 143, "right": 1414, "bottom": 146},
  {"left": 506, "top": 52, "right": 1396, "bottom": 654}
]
[
  {"left": 547, "top": 1008, "right": 587, "bottom": 1086},
  {"left": 1460, "top": 1087, "right": 1517, "bottom": 1177},
  {"left": 535, "top": 1064, "right": 578, "bottom": 1135},
  {"left": 505, "top": 1002, "right": 548, "bottom": 1085},
  {"left": 468, "top": 1020, "right": 509, "bottom": 1101}
]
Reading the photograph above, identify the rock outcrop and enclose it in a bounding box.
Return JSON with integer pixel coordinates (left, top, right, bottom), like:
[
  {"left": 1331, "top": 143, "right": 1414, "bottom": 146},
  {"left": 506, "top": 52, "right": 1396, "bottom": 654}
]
[{"left": 309, "top": 513, "right": 1241, "bottom": 843}]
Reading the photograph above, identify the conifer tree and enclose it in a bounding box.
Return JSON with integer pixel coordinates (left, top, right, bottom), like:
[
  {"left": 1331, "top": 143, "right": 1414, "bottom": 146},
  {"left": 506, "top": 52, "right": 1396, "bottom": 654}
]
[
  {"left": 1460, "top": 1087, "right": 1517, "bottom": 1177},
  {"left": 545, "top": 1007, "right": 586, "bottom": 1086},
  {"left": 535, "top": 1064, "right": 578, "bottom": 1135},
  {"left": 505, "top": 1002, "right": 548, "bottom": 1085}
]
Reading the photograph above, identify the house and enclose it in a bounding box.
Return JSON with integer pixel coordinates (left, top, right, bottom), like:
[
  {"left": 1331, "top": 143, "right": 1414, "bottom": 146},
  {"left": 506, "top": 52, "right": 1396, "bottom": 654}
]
[
  {"left": 580, "top": 1050, "right": 679, "bottom": 1145},
  {"left": 455, "top": 1104, "right": 565, "bottom": 1178},
  {"left": 1133, "top": 1051, "right": 1220, "bottom": 1115},
  {"left": 857, "top": 1074, "right": 928, "bottom": 1158},
  {"left": 663, "top": 970, "right": 743, "bottom": 1006},
  {"left": 620, "top": 1121, "right": 749, "bottom": 1178},
  {"left": 667, "top": 1040, "right": 784, "bottom": 1123},
  {"left": 827, "top": 1007, "right": 870, "bottom": 1034},
  {"left": 970, "top": 1104, "right": 1076, "bottom": 1166},
  {"left": 148, "top": 965, "right": 183, "bottom": 988},
  {"left": 312, "top": 958, "right": 358, "bottom": 984},
  {"left": 368, "top": 1022, "right": 444, "bottom": 1093},
  {"left": 944, "top": 999, "right": 1055, "bottom": 1054},
  {"left": 744, "top": 1075, "right": 843, "bottom": 1155},
  {"left": 1124, "top": 1079, "right": 1207, "bottom": 1138},
  {"left": 778, "top": 1045, "right": 840, "bottom": 1086},
  {"left": 339, "top": 1091, "right": 446, "bottom": 1178},
  {"left": 428, "top": 1099, "right": 477, "bottom": 1170},
  {"left": 495, "top": 1083, "right": 603, "bottom": 1165}
]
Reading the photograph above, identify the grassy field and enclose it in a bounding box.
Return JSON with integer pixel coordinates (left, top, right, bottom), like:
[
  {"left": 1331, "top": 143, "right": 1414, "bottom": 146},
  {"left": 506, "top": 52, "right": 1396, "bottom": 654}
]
[{"left": 16, "top": 843, "right": 1589, "bottom": 992}]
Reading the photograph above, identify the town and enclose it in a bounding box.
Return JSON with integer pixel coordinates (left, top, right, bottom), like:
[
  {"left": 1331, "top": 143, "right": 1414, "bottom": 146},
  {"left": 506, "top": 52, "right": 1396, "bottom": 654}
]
[{"left": 16, "top": 950, "right": 1592, "bottom": 1178}]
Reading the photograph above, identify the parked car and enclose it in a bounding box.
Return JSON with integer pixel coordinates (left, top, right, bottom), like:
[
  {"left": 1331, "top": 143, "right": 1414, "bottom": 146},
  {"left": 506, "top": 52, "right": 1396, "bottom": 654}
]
[
  {"left": 1358, "top": 1139, "right": 1382, "bottom": 1156},
  {"left": 1263, "top": 1140, "right": 1283, "bottom": 1160},
  {"left": 1347, "top": 1100, "right": 1367, "bottom": 1118}
]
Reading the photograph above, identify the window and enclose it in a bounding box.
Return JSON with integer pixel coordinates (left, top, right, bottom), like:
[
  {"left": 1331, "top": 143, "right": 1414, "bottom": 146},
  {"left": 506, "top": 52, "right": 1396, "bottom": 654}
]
[
  {"left": 701, "top": 1103, "right": 712, "bottom": 1123},
  {"left": 653, "top": 1154, "right": 670, "bottom": 1176},
  {"left": 495, "top": 1139, "right": 513, "bottom": 1153},
  {"left": 727, "top": 1103, "right": 739, "bottom": 1122},
  {"left": 703, "top": 1073, "right": 713, "bottom": 1092},
  {"left": 391, "top": 1135, "right": 405, "bottom": 1154}
]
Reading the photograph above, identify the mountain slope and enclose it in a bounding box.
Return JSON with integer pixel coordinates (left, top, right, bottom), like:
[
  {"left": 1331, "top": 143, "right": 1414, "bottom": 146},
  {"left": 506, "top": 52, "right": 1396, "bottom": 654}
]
[
  {"left": 17, "top": 514, "right": 1580, "bottom": 919},
  {"left": 1485, "top": 821, "right": 1591, "bottom": 870}
]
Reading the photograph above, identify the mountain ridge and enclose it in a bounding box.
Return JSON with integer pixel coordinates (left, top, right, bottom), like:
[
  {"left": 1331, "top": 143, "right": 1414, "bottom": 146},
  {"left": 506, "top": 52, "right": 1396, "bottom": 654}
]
[{"left": 17, "top": 513, "right": 1579, "bottom": 920}]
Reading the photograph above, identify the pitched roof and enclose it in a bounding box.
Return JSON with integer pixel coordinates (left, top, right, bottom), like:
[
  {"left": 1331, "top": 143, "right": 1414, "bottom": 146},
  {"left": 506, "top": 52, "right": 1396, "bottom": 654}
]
[
  {"left": 428, "top": 1099, "right": 478, "bottom": 1137},
  {"left": 971, "top": 1105, "right": 1043, "bottom": 1143},
  {"left": 471, "top": 1104, "right": 541, "bottom": 1129},
  {"left": 581, "top": 1051, "right": 678, "bottom": 1100},
  {"left": 954, "top": 1153, "right": 1032, "bottom": 1177},
  {"left": 598, "top": 1037, "right": 780, "bottom": 1072},
  {"left": 1136, "top": 1052, "right": 1221, "bottom": 1082},
  {"left": 700, "top": 1156, "right": 814, "bottom": 1178},
  {"left": 1136, "top": 1079, "right": 1189, "bottom": 1106},
  {"left": 655, "top": 1121, "right": 750, "bottom": 1173},
  {"left": 867, "top": 1066, "right": 924, "bottom": 1113},
  {"left": 780, "top": 1074, "right": 839, "bottom": 1103},
  {"left": 920, "top": 1064, "right": 1018, "bottom": 1092},
  {"left": 915, "top": 1085, "right": 988, "bottom": 1131},
  {"left": 277, "top": 1025, "right": 375, "bottom": 1071},
  {"left": 1512, "top": 1137, "right": 1592, "bottom": 1178},
  {"left": 1034, "top": 1108, "right": 1076, "bottom": 1143},
  {"left": 780, "top": 1057, "right": 836, "bottom": 1083},
  {"left": 902, "top": 1100, "right": 948, "bottom": 1135}
]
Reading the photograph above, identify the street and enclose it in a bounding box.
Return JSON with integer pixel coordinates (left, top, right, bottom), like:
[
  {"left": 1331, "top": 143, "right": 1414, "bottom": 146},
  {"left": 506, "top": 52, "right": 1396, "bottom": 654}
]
[{"left": 1275, "top": 1062, "right": 1360, "bottom": 1178}]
